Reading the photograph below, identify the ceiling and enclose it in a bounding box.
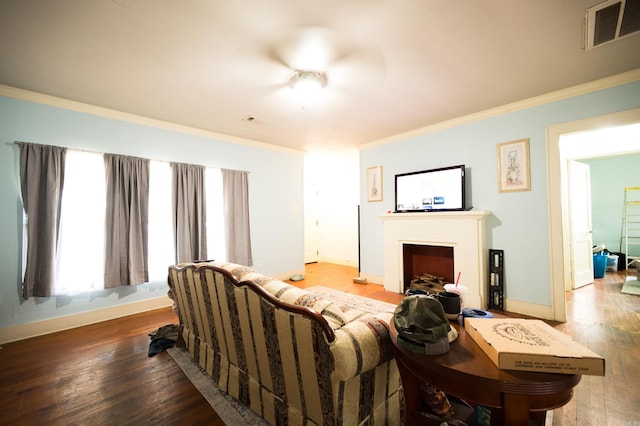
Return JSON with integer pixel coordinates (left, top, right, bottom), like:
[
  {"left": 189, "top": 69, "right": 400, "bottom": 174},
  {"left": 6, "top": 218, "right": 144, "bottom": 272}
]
[{"left": 1, "top": 0, "right": 639, "bottom": 153}]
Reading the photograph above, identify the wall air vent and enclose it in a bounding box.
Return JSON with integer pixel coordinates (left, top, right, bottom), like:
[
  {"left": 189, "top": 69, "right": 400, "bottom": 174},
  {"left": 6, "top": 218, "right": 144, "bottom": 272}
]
[{"left": 586, "top": 0, "right": 640, "bottom": 49}]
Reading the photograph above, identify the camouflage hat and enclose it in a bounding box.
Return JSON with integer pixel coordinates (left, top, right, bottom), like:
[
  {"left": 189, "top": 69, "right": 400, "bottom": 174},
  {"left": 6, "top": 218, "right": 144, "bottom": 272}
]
[{"left": 393, "top": 295, "right": 458, "bottom": 355}]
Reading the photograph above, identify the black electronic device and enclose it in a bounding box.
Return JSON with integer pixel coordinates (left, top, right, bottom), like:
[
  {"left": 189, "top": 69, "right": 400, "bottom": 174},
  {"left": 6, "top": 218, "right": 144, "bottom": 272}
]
[{"left": 394, "top": 164, "right": 466, "bottom": 213}]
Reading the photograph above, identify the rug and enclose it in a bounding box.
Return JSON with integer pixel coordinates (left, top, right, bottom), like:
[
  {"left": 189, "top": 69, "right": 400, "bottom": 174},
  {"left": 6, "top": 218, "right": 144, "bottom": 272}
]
[
  {"left": 305, "top": 285, "right": 398, "bottom": 313},
  {"left": 621, "top": 277, "right": 640, "bottom": 295},
  {"left": 167, "top": 347, "right": 267, "bottom": 425}
]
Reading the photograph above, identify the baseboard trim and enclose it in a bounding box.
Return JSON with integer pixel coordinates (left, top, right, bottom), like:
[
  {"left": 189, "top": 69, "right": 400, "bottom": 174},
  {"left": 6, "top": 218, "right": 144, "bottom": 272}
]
[
  {"left": 0, "top": 297, "right": 172, "bottom": 344},
  {"left": 316, "top": 256, "right": 358, "bottom": 267},
  {"left": 361, "top": 273, "right": 385, "bottom": 286},
  {"left": 270, "top": 268, "right": 306, "bottom": 282}
]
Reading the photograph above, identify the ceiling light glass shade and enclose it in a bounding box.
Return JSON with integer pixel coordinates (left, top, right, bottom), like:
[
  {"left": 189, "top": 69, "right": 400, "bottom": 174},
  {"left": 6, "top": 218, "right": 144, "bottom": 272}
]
[{"left": 289, "top": 70, "right": 327, "bottom": 96}]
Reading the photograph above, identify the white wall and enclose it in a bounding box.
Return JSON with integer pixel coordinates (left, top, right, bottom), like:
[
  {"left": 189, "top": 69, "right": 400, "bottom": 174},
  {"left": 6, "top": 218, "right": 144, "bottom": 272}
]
[{"left": 304, "top": 148, "right": 360, "bottom": 267}]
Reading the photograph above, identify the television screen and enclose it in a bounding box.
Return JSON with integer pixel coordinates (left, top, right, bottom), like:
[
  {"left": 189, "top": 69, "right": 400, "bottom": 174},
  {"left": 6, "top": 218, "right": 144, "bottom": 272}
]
[{"left": 394, "top": 165, "right": 466, "bottom": 212}]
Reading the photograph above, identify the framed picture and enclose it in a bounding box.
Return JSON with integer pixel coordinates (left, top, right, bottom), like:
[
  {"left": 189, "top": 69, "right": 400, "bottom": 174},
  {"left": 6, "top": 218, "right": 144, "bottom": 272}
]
[
  {"left": 497, "top": 138, "right": 530, "bottom": 192},
  {"left": 367, "top": 166, "right": 383, "bottom": 202}
]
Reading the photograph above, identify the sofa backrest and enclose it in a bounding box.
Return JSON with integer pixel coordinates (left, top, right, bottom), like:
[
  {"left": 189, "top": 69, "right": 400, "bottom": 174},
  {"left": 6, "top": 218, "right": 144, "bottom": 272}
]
[{"left": 168, "top": 263, "right": 337, "bottom": 424}]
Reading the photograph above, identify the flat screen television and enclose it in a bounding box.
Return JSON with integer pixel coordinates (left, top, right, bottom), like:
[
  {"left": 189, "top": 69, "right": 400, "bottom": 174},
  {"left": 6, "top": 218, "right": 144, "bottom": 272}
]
[{"left": 394, "top": 164, "right": 466, "bottom": 212}]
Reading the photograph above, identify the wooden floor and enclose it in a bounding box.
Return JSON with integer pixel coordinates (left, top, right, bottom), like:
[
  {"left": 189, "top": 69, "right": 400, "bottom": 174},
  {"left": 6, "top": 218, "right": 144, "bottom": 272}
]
[
  {"left": 0, "top": 306, "right": 224, "bottom": 426},
  {"left": 551, "top": 268, "right": 640, "bottom": 426},
  {"left": 0, "top": 263, "right": 638, "bottom": 425}
]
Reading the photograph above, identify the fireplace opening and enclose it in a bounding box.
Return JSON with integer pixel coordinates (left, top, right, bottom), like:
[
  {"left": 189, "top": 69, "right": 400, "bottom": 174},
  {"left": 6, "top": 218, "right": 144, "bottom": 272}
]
[{"left": 403, "top": 244, "right": 454, "bottom": 293}]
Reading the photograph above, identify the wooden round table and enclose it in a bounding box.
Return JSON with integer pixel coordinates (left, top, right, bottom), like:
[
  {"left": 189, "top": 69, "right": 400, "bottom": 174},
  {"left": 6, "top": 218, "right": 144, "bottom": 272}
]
[{"left": 389, "top": 318, "right": 581, "bottom": 425}]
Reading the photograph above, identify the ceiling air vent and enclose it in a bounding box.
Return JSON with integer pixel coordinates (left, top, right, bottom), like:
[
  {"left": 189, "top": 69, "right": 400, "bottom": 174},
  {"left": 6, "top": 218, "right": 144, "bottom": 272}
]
[{"left": 586, "top": 0, "right": 640, "bottom": 49}]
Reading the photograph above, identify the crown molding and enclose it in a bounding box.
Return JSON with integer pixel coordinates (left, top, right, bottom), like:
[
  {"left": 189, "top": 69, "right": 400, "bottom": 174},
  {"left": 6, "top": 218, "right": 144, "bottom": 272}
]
[
  {"left": 359, "top": 68, "right": 640, "bottom": 150},
  {"left": 3, "top": 68, "right": 639, "bottom": 154},
  {"left": 0, "top": 85, "right": 304, "bottom": 155}
]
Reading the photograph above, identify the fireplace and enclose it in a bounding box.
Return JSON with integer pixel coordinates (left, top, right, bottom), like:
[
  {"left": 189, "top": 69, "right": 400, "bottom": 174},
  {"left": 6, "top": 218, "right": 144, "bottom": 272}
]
[
  {"left": 403, "top": 244, "right": 454, "bottom": 291},
  {"left": 381, "top": 211, "right": 490, "bottom": 309}
]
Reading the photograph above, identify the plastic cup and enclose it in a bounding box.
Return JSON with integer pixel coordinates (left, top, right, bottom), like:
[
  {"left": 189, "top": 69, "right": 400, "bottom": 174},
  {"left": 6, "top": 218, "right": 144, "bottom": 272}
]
[{"left": 444, "top": 283, "right": 467, "bottom": 308}]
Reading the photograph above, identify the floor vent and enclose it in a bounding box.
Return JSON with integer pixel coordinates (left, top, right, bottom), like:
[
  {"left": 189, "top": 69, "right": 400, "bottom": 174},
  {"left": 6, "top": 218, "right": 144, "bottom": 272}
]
[{"left": 586, "top": 0, "right": 640, "bottom": 49}]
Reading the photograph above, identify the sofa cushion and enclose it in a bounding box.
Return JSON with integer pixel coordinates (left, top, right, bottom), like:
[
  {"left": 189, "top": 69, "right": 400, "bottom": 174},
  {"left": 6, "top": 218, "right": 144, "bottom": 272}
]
[
  {"left": 261, "top": 280, "right": 348, "bottom": 329},
  {"left": 216, "top": 262, "right": 255, "bottom": 282},
  {"left": 293, "top": 293, "right": 348, "bottom": 329},
  {"left": 214, "top": 262, "right": 349, "bottom": 329}
]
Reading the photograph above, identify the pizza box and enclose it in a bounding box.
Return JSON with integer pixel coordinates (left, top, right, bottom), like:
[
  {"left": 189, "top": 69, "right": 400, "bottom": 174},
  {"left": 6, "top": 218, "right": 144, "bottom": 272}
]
[{"left": 464, "top": 318, "right": 605, "bottom": 376}]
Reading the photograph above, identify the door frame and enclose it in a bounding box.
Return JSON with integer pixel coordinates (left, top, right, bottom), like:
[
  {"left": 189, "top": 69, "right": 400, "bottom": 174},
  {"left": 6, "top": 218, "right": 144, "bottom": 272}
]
[{"left": 547, "top": 108, "right": 640, "bottom": 322}]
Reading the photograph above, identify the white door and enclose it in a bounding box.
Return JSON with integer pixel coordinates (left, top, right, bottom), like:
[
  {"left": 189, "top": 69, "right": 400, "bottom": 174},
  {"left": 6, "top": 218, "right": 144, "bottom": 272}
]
[{"left": 568, "top": 160, "right": 594, "bottom": 289}]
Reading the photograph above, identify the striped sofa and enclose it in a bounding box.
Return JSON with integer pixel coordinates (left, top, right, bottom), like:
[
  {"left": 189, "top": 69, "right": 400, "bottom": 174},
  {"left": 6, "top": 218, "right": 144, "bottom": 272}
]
[{"left": 167, "top": 262, "right": 404, "bottom": 425}]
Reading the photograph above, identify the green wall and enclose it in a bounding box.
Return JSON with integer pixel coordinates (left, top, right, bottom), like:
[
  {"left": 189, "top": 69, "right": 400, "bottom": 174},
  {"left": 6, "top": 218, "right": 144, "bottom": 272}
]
[
  {"left": 582, "top": 154, "right": 640, "bottom": 257},
  {"left": 0, "top": 94, "right": 304, "bottom": 331},
  {"left": 360, "top": 80, "right": 640, "bottom": 308}
]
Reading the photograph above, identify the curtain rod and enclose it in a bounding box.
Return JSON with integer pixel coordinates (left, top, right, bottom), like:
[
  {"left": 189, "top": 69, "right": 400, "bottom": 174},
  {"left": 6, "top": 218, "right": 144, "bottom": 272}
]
[{"left": 12, "top": 141, "right": 249, "bottom": 174}]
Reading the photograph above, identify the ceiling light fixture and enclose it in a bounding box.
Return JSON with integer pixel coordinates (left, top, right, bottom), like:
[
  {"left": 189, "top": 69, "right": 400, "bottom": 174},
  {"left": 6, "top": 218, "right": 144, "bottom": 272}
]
[{"left": 289, "top": 70, "right": 327, "bottom": 95}]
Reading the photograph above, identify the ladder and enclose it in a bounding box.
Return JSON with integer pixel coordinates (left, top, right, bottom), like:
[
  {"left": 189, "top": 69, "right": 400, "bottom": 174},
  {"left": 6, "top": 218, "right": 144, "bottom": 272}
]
[{"left": 620, "top": 187, "right": 640, "bottom": 269}]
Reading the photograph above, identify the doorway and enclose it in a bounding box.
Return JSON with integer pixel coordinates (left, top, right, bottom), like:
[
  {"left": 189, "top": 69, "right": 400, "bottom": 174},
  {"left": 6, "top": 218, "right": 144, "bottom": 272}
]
[{"left": 547, "top": 108, "right": 640, "bottom": 322}]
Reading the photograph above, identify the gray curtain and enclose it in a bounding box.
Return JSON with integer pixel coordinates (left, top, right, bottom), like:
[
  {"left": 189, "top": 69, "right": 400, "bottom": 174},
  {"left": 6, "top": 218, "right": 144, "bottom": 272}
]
[
  {"left": 172, "top": 163, "right": 207, "bottom": 263},
  {"left": 222, "top": 169, "right": 253, "bottom": 266},
  {"left": 104, "top": 154, "right": 150, "bottom": 288},
  {"left": 18, "top": 142, "right": 66, "bottom": 298}
]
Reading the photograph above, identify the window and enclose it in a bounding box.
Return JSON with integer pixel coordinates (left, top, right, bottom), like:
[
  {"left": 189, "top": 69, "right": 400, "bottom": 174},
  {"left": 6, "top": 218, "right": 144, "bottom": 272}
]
[
  {"left": 56, "top": 151, "right": 106, "bottom": 294},
  {"left": 33, "top": 149, "right": 227, "bottom": 295},
  {"left": 148, "top": 160, "right": 175, "bottom": 283},
  {"left": 205, "top": 168, "right": 226, "bottom": 264}
]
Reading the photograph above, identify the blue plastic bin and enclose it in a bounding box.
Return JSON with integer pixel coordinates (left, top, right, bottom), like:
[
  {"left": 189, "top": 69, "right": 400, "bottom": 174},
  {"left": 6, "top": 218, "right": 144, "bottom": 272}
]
[{"left": 593, "top": 253, "right": 608, "bottom": 278}]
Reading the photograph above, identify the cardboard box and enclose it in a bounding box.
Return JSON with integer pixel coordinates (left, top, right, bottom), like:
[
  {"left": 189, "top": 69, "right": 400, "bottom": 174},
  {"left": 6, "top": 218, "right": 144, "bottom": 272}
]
[{"left": 464, "top": 318, "right": 605, "bottom": 376}]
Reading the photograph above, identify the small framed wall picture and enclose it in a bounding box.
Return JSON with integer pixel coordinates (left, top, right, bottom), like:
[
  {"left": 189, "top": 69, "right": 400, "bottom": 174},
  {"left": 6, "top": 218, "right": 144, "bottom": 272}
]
[
  {"left": 497, "top": 138, "right": 531, "bottom": 192},
  {"left": 367, "top": 166, "right": 383, "bottom": 202}
]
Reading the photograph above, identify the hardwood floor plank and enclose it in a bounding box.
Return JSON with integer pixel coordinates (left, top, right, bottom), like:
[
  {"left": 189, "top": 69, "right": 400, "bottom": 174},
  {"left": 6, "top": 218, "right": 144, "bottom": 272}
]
[
  {"left": 0, "top": 308, "right": 224, "bottom": 426},
  {"left": 1, "top": 263, "right": 638, "bottom": 425},
  {"left": 551, "top": 270, "right": 640, "bottom": 425}
]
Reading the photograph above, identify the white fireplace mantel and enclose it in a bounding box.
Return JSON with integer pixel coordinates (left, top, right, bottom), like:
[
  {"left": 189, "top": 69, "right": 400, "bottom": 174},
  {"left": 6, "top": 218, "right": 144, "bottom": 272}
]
[{"left": 380, "top": 211, "right": 490, "bottom": 309}]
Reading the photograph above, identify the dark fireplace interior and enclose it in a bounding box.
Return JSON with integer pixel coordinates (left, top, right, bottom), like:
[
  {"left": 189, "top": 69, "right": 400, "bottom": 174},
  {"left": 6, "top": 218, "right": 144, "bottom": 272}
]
[{"left": 403, "top": 244, "right": 454, "bottom": 291}]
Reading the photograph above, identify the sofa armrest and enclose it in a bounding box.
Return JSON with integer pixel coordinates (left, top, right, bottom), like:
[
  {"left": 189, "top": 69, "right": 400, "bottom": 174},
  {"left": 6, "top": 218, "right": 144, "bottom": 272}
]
[{"left": 330, "top": 312, "right": 395, "bottom": 381}]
